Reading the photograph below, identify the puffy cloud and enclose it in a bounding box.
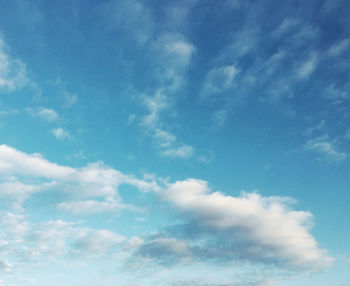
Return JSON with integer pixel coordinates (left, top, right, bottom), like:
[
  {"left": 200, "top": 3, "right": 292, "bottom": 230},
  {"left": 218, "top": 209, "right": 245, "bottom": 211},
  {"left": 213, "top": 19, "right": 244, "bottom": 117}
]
[{"left": 143, "top": 179, "right": 333, "bottom": 271}]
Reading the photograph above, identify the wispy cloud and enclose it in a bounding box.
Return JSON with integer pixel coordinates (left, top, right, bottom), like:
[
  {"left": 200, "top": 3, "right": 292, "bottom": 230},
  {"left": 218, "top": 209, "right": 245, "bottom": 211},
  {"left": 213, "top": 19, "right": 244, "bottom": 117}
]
[
  {"left": 296, "top": 52, "right": 318, "bottom": 79},
  {"left": 201, "top": 65, "right": 239, "bottom": 98},
  {"left": 304, "top": 135, "right": 347, "bottom": 162},
  {"left": 57, "top": 199, "right": 134, "bottom": 214},
  {"left": 0, "top": 37, "right": 31, "bottom": 91},
  {"left": 100, "top": 0, "right": 154, "bottom": 44},
  {"left": 26, "top": 107, "right": 59, "bottom": 122},
  {"left": 50, "top": 128, "right": 71, "bottom": 141},
  {"left": 328, "top": 38, "right": 350, "bottom": 57},
  {"left": 0, "top": 144, "right": 160, "bottom": 205},
  {"left": 160, "top": 145, "right": 194, "bottom": 159}
]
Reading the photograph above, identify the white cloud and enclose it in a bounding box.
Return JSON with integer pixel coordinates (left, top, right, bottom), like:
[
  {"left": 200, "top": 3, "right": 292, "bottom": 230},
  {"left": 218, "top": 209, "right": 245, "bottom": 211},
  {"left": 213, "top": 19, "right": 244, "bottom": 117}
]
[
  {"left": 27, "top": 220, "right": 125, "bottom": 259},
  {"left": 212, "top": 109, "right": 228, "bottom": 127},
  {"left": 201, "top": 65, "right": 239, "bottom": 98},
  {"left": 140, "top": 91, "right": 194, "bottom": 159},
  {"left": 101, "top": 0, "right": 154, "bottom": 44},
  {"left": 161, "top": 179, "right": 333, "bottom": 271},
  {"left": 305, "top": 120, "right": 326, "bottom": 136},
  {"left": 0, "top": 144, "right": 160, "bottom": 202},
  {"left": 137, "top": 237, "right": 191, "bottom": 265},
  {"left": 0, "top": 181, "right": 44, "bottom": 211},
  {"left": 274, "top": 18, "right": 300, "bottom": 37},
  {"left": 153, "top": 33, "right": 195, "bottom": 71},
  {"left": 345, "top": 129, "right": 350, "bottom": 140},
  {"left": 161, "top": 145, "right": 194, "bottom": 159},
  {"left": 0, "top": 260, "right": 12, "bottom": 272},
  {"left": 74, "top": 229, "right": 126, "bottom": 256},
  {"left": 329, "top": 38, "right": 350, "bottom": 57},
  {"left": 0, "top": 109, "right": 19, "bottom": 116},
  {"left": 140, "top": 90, "right": 169, "bottom": 128},
  {"left": 154, "top": 128, "right": 177, "bottom": 148},
  {"left": 0, "top": 212, "right": 29, "bottom": 239},
  {"left": 304, "top": 135, "right": 347, "bottom": 162},
  {"left": 225, "top": 29, "right": 258, "bottom": 59},
  {"left": 50, "top": 128, "right": 71, "bottom": 140},
  {"left": 297, "top": 52, "right": 318, "bottom": 79},
  {"left": 127, "top": 113, "right": 137, "bottom": 125},
  {"left": 0, "top": 37, "right": 30, "bottom": 91},
  {"left": 146, "top": 33, "right": 195, "bottom": 93},
  {"left": 63, "top": 91, "right": 78, "bottom": 108},
  {"left": 57, "top": 199, "right": 133, "bottom": 214},
  {"left": 26, "top": 107, "right": 59, "bottom": 122}
]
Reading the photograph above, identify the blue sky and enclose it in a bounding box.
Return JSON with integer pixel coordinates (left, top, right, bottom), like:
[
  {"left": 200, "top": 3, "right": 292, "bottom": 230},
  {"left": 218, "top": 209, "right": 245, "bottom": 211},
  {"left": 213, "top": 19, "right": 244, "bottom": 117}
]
[{"left": 0, "top": 0, "right": 350, "bottom": 285}]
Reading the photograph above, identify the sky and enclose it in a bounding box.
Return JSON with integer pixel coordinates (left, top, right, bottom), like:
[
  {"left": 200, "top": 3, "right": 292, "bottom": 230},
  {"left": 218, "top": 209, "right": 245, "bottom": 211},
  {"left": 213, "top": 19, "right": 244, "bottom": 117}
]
[{"left": 0, "top": 0, "right": 350, "bottom": 285}]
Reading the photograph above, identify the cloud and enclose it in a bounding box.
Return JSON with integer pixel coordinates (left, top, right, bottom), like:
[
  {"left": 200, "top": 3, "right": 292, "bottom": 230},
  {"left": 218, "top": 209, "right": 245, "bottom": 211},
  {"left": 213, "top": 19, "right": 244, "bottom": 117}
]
[
  {"left": 135, "top": 179, "right": 333, "bottom": 271},
  {"left": 305, "top": 120, "right": 326, "bottom": 136},
  {"left": 152, "top": 128, "right": 194, "bottom": 159},
  {"left": 0, "top": 144, "right": 160, "bottom": 204},
  {"left": 140, "top": 90, "right": 170, "bottom": 128},
  {"left": 273, "top": 18, "right": 300, "bottom": 37},
  {"left": 57, "top": 199, "right": 134, "bottom": 214},
  {"left": 0, "top": 211, "right": 29, "bottom": 239},
  {"left": 304, "top": 135, "right": 347, "bottom": 162},
  {"left": 63, "top": 91, "right": 78, "bottom": 108},
  {"left": 137, "top": 237, "right": 191, "bottom": 266},
  {"left": 0, "top": 181, "right": 44, "bottom": 211},
  {"left": 328, "top": 38, "right": 350, "bottom": 57},
  {"left": 140, "top": 91, "right": 194, "bottom": 159},
  {"left": 0, "top": 260, "right": 12, "bottom": 273},
  {"left": 296, "top": 52, "right": 318, "bottom": 79},
  {"left": 26, "top": 107, "right": 59, "bottom": 122},
  {"left": 0, "top": 109, "right": 19, "bottom": 116},
  {"left": 153, "top": 33, "right": 195, "bottom": 71},
  {"left": 50, "top": 128, "right": 71, "bottom": 140},
  {"left": 212, "top": 109, "right": 228, "bottom": 127},
  {"left": 148, "top": 33, "right": 195, "bottom": 93},
  {"left": 74, "top": 229, "right": 126, "bottom": 256},
  {"left": 154, "top": 128, "right": 177, "bottom": 148},
  {"left": 0, "top": 36, "right": 30, "bottom": 91},
  {"left": 100, "top": 0, "right": 154, "bottom": 44},
  {"left": 26, "top": 220, "right": 126, "bottom": 259},
  {"left": 223, "top": 29, "right": 258, "bottom": 60},
  {"left": 160, "top": 145, "right": 194, "bottom": 159},
  {"left": 201, "top": 65, "right": 239, "bottom": 98}
]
